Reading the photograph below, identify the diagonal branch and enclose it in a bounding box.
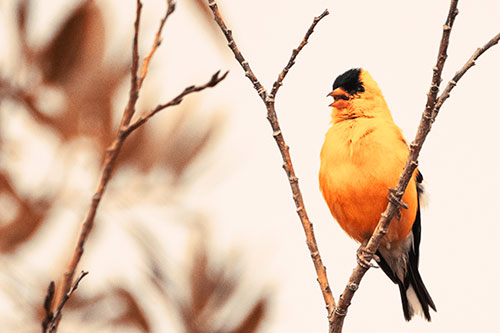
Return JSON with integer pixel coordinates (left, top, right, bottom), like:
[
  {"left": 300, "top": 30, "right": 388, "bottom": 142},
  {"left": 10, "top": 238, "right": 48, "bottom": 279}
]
[
  {"left": 270, "top": 9, "right": 329, "bottom": 98},
  {"left": 207, "top": 0, "right": 266, "bottom": 100},
  {"left": 207, "top": 0, "right": 335, "bottom": 318},
  {"left": 46, "top": 271, "right": 88, "bottom": 333},
  {"left": 331, "top": 1, "right": 500, "bottom": 332},
  {"left": 138, "top": 0, "right": 176, "bottom": 90},
  {"left": 126, "top": 70, "right": 228, "bottom": 134},
  {"left": 432, "top": 31, "right": 500, "bottom": 120}
]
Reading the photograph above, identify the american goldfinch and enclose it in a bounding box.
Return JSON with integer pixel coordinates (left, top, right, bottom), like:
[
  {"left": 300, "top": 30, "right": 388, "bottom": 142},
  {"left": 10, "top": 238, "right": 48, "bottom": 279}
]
[{"left": 319, "top": 68, "right": 436, "bottom": 321}]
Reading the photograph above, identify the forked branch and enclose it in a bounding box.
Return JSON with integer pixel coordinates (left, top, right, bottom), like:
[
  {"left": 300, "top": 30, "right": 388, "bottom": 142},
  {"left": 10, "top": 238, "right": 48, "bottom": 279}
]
[
  {"left": 207, "top": 0, "right": 335, "bottom": 319},
  {"left": 43, "top": 1, "right": 227, "bottom": 331}
]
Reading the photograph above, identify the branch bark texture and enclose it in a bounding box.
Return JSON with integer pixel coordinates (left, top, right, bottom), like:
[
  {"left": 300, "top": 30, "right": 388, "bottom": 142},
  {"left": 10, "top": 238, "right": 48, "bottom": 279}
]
[{"left": 207, "top": 0, "right": 336, "bottom": 319}]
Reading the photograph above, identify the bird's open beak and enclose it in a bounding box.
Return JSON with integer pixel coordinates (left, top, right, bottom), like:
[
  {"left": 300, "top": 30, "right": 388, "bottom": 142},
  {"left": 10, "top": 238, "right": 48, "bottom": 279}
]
[{"left": 327, "top": 88, "right": 349, "bottom": 107}]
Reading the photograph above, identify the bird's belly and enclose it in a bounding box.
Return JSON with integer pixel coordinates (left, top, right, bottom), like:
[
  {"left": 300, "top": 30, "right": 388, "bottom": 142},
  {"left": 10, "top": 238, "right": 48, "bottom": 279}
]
[
  {"left": 319, "top": 129, "right": 416, "bottom": 244},
  {"left": 321, "top": 163, "right": 392, "bottom": 243}
]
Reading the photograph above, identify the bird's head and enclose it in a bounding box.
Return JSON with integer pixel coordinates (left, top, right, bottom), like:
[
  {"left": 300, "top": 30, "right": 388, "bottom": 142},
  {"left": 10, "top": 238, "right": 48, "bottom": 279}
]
[{"left": 327, "top": 68, "right": 389, "bottom": 120}]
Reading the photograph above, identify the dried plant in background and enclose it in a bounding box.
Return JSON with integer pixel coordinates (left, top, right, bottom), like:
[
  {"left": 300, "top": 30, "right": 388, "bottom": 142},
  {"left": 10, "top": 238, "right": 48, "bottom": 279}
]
[
  {"left": 0, "top": 172, "right": 51, "bottom": 252},
  {"left": 0, "top": 0, "right": 257, "bottom": 332},
  {"left": 206, "top": 0, "right": 500, "bottom": 332},
  {"left": 42, "top": 0, "right": 226, "bottom": 330},
  {"left": 133, "top": 226, "right": 268, "bottom": 333}
]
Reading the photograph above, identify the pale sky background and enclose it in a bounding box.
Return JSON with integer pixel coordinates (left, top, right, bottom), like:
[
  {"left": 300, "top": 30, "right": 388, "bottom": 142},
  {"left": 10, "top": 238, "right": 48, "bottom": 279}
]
[{"left": 1, "top": 0, "right": 500, "bottom": 332}]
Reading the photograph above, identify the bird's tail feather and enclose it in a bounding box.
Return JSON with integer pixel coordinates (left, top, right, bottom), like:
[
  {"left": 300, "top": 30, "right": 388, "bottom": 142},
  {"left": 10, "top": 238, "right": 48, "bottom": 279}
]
[
  {"left": 406, "top": 258, "right": 436, "bottom": 320},
  {"left": 376, "top": 249, "right": 436, "bottom": 321}
]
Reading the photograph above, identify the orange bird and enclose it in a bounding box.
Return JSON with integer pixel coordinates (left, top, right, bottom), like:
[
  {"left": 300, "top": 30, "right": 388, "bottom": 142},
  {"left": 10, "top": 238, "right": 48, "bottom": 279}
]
[{"left": 319, "top": 68, "right": 436, "bottom": 321}]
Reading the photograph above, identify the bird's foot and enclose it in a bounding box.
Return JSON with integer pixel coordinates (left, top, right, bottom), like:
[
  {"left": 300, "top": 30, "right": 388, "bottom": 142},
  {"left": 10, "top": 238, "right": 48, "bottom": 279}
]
[{"left": 356, "top": 246, "right": 379, "bottom": 269}]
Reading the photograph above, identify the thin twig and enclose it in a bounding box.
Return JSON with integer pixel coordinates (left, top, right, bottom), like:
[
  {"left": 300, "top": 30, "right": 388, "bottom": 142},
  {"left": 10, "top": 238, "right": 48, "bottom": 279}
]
[
  {"left": 121, "top": 0, "right": 143, "bottom": 128},
  {"left": 137, "top": 0, "right": 176, "bottom": 90},
  {"left": 207, "top": 0, "right": 267, "bottom": 101},
  {"left": 432, "top": 32, "right": 500, "bottom": 120},
  {"left": 47, "top": 2, "right": 227, "bottom": 331},
  {"left": 331, "top": 1, "right": 500, "bottom": 332},
  {"left": 270, "top": 9, "right": 329, "bottom": 98},
  {"left": 126, "top": 70, "right": 228, "bottom": 134},
  {"left": 207, "top": 0, "right": 335, "bottom": 318},
  {"left": 424, "top": 0, "right": 459, "bottom": 117},
  {"left": 46, "top": 271, "right": 88, "bottom": 333}
]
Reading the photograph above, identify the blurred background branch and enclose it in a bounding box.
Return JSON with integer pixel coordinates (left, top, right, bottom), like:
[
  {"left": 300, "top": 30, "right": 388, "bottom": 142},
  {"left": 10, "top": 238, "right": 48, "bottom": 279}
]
[{"left": 0, "top": 0, "right": 267, "bottom": 332}]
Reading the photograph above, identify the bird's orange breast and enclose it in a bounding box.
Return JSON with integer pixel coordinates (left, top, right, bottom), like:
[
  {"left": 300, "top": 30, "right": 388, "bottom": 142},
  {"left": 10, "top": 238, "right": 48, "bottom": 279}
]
[{"left": 319, "top": 117, "right": 418, "bottom": 246}]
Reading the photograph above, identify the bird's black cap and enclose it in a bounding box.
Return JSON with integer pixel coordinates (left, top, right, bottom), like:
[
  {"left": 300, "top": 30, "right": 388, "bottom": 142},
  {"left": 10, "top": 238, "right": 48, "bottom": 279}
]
[{"left": 332, "top": 68, "right": 365, "bottom": 95}]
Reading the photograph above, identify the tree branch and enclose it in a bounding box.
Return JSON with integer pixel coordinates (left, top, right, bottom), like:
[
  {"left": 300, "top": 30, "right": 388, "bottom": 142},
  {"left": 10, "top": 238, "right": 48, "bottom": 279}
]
[
  {"left": 432, "top": 31, "right": 500, "bottom": 120},
  {"left": 45, "top": 271, "right": 88, "bottom": 333},
  {"left": 270, "top": 10, "right": 329, "bottom": 98},
  {"left": 121, "top": 0, "right": 143, "bottom": 128},
  {"left": 45, "top": 2, "right": 227, "bottom": 331},
  {"left": 207, "top": 0, "right": 336, "bottom": 319},
  {"left": 125, "top": 70, "right": 228, "bottom": 134},
  {"left": 331, "top": 1, "right": 500, "bottom": 331},
  {"left": 137, "top": 0, "right": 176, "bottom": 90},
  {"left": 424, "top": 0, "right": 459, "bottom": 116}
]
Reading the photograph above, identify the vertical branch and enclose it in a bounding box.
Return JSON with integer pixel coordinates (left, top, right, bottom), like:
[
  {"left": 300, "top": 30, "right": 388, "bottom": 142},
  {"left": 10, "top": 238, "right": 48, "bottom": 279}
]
[
  {"left": 121, "top": 0, "right": 143, "bottom": 128},
  {"left": 424, "top": 0, "right": 459, "bottom": 117},
  {"left": 207, "top": 0, "right": 335, "bottom": 318}
]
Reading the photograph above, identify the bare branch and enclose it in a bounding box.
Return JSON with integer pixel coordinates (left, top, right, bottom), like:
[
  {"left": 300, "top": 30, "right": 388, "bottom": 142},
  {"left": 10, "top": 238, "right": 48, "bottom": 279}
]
[
  {"left": 121, "top": 0, "right": 143, "bottom": 128},
  {"left": 207, "top": 0, "right": 267, "bottom": 101},
  {"left": 45, "top": 271, "right": 88, "bottom": 333},
  {"left": 270, "top": 9, "right": 329, "bottom": 98},
  {"left": 207, "top": 0, "right": 335, "bottom": 319},
  {"left": 424, "top": 0, "right": 459, "bottom": 117},
  {"left": 126, "top": 70, "right": 228, "bottom": 134},
  {"left": 432, "top": 31, "right": 500, "bottom": 120},
  {"left": 138, "top": 0, "right": 177, "bottom": 90}
]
